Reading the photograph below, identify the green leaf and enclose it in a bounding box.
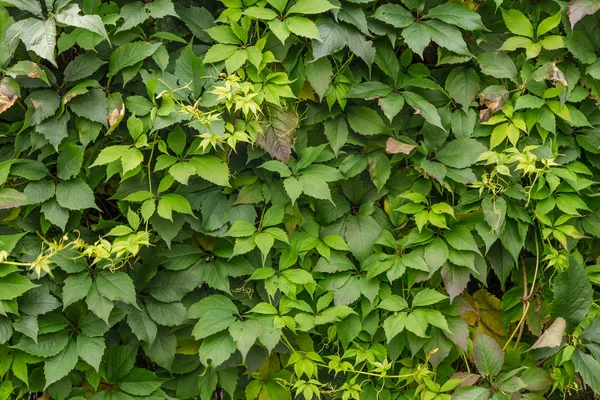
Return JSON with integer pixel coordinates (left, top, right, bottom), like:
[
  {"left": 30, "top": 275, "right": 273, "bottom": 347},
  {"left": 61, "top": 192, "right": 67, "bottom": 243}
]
[
  {"left": 346, "top": 29, "right": 375, "bottom": 66},
  {"left": 64, "top": 53, "right": 107, "bottom": 82},
  {"left": 96, "top": 271, "right": 139, "bottom": 308},
  {"left": 345, "top": 214, "right": 382, "bottom": 262},
  {"left": 55, "top": 4, "right": 109, "bottom": 42},
  {"left": 199, "top": 331, "right": 237, "bottom": 367},
  {"left": 501, "top": 9, "right": 533, "bottom": 38},
  {"left": 189, "top": 155, "right": 230, "bottom": 186},
  {"left": 161, "top": 193, "right": 194, "bottom": 217},
  {"left": 551, "top": 260, "right": 593, "bottom": 332},
  {"left": 377, "top": 295, "right": 409, "bottom": 312},
  {"left": 146, "top": 299, "right": 186, "bottom": 327},
  {"left": 206, "top": 26, "right": 242, "bottom": 45},
  {"left": 312, "top": 19, "right": 348, "bottom": 61},
  {"left": 436, "top": 138, "right": 486, "bottom": 169},
  {"left": 347, "top": 106, "right": 386, "bottom": 135},
  {"left": 425, "top": 237, "right": 449, "bottom": 274},
  {"left": 286, "top": 16, "right": 320, "bottom": 40},
  {"left": 76, "top": 334, "right": 105, "bottom": 372},
  {"left": 473, "top": 333, "right": 504, "bottom": 377},
  {"left": 228, "top": 319, "right": 262, "bottom": 361},
  {"left": 127, "top": 305, "right": 158, "bottom": 345},
  {"left": 243, "top": 7, "right": 278, "bottom": 20},
  {"left": 0, "top": 232, "right": 26, "bottom": 254},
  {"left": 402, "top": 22, "right": 431, "bottom": 58},
  {"left": 573, "top": 350, "right": 600, "bottom": 395},
  {"left": 3, "top": 0, "right": 43, "bottom": 16},
  {"left": 92, "top": 145, "right": 130, "bottom": 167},
  {"left": 287, "top": 0, "right": 337, "bottom": 15},
  {"left": 0, "top": 274, "right": 38, "bottom": 300},
  {"left": 108, "top": 41, "right": 162, "bottom": 77},
  {"left": 403, "top": 91, "right": 445, "bottom": 131},
  {"left": 44, "top": 338, "right": 78, "bottom": 388},
  {"left": 373, "top": 4, "right": 414, "bottom": 28},
  {"left": 412, "top": 289, "right": 448, "bottom": 308},
  {"left": 36, "top": 112, "right": 69, "bottom": 150},
  {"left": 477, "top": 52, "right": 517, "bottom": 80},
  {"left": 86, "top": 283, "right": 114, "bottom": 324},
  {"left": 445, "top": 67, "right": 480, "bottom": 112},
  {"left": 383, "top": 312, "right": 408, "bottom": 342},
  {"left": 347, "top": 82, "right": 392, "bottom": 99},
  {"left": 514, "top": 94, "right": 545, "bottom": 111},
  {"left": 204, "top": 43, "right": 239, "bottom": 63},
  {"left": 13, "top": 332, "right": 68, "bottom": 358},
  {"left": 118, "top": 368, "right": 165, "bottom": 396},
  {"left": 520, "top": 367, "right": 553, "bottom": 391},
  {"left": 0, "top": 188, "right": 29, "bottom": 209},
  {"left": 425, "top": 3, "right": 486, "bottom": 31},
  {"left": 13, "top": 315, "right": 37, "bottom": 342},
  {"left": 68, "top": 88, "right": 108, "bottom": 125},
  {"left": 16, "top": 18, "right": 57, "bottom": 66},
  {"left": 445, "top": 225, "right": 480, "bottom": 254},
  {"left": 305, "top": 57, "right": 333, "bottom": 100},
  {"left": 367, "top": 152, "right": 391, "bottom": 192},
  {"left": 146, "top": 269, "right": 201, "bottom": 303},
  {"left": 26, "top": 89, "right": 60, "bottom": 125},
  {"left": 177, "top": 6, "right": 213, "bottom": 42},
  {"left": 452, "top": 387, "right": 491, "bottom": 400},
  {"left": 18, "top": 286, "right": 60, "bottom": 315},
  {"left": 322, "top": 116, "right": 347, "bottom": 156},
  {"left": 104, "top": 344, "right": 138, "bottom": 382},
  {"left": 537, "top": 11, "right": 561, "bottom": 37},
  {"left": 423, "top": 20, "right": 471, "bottom": 56},
  {"left": 0, "top": 317, "right": 13, "bottom": 345},
  {"left": 55, "top": 178, "right": 97, "bottom": 210},
  {"left": 57, "top": 143, "right": 84, "bottom": 180}
]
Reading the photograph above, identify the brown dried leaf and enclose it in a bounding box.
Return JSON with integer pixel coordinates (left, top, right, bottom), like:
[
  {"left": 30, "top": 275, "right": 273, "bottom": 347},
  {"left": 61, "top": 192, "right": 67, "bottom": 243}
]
[
  {"left": 257, "top": 106, "right": 298, "bottom": 163},
  {"left": 0, "top": 77, "right": 20, "bottom": 114},
  {"left": 107, "top": 92, "right": 125, "bottom": 133},
  {"left": 386, "top": 137, "right": 417, "bottom": 155},
  {"left": 531, "top": 62, "right": 568, "bottom": 87},
  {"left": 530, "top": 317, "right": 566, "bottom": 350},
  {"left": 479, "top": 86, "right": 508, "bottom": 122},
  {"left": 568, "top": 0, "right": 600, "bottom": 29},
  {"left": 461, "top": 290, "right": 506, "bottom": 346}
]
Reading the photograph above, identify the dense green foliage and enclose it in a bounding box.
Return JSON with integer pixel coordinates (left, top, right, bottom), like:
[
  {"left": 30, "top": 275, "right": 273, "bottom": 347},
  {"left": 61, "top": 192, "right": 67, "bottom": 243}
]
[{"left": 1, "top": 0, "right": 600, "bottom": 398}]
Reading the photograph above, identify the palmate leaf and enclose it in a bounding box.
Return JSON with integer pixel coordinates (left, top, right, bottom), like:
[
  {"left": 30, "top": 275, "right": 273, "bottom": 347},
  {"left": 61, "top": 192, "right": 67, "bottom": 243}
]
[
  {"left": 2, "top": 0, "right": 600, "bottom": 397},
  {"left": 551, "top": 259, "right": 593, "bottom": 332}
]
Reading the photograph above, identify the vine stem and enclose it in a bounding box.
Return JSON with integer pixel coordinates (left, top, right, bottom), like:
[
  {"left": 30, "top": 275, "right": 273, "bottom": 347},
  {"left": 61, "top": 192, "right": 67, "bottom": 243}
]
[
  {"left": 504, "top": 233, "right": 541, "bottom": 350},
  {"left": 503, "top": 301, "right": 531, "bottom": 352},
  {"left": 313, "top": 362, "right": 416, "bottom": 380}
]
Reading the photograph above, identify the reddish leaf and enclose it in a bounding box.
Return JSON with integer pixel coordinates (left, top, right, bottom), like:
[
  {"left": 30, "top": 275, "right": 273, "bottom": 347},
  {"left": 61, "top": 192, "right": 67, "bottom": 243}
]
[{"left": 385, "top": 137, "right": 416, "bottom": 154}]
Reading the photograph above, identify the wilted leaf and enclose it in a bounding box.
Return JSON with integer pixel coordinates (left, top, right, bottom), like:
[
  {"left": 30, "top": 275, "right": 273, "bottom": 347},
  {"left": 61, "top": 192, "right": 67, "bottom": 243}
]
[
  {"left": 479, "top": 86, "right": 509, "bottom": 122},
  {"left": 386, "top": 138, "right": 416, "bottom": 155},
  {"left": 0, "top": 77, "right": 20, "bottom": 114},
  {"left": 530, "top": 317, "right": 566, "bottom": 350},
  {"left": 257, "top": 106, "right": 299, "bottom": 163}
]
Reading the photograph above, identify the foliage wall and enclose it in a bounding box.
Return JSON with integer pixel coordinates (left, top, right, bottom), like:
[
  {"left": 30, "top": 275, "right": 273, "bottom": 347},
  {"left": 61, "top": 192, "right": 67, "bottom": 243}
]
[{"left": 1, "top": 0, "right": 600, "bottom": 399}]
